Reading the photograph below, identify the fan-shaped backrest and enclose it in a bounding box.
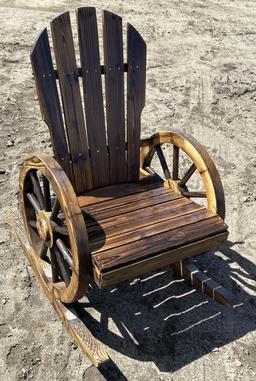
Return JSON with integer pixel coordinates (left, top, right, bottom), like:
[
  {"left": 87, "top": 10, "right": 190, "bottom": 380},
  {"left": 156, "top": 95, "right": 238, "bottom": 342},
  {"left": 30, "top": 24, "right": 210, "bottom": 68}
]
[{"left": 30, "top": 7, "right": 146, "bottom": 194}]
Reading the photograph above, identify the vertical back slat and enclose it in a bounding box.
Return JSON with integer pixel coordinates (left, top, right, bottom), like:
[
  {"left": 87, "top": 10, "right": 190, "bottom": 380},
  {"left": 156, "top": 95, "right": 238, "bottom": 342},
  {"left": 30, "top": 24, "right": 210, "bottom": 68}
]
[
  {"left": 127, "top": 24, "right": 146, "bottom": 181},
  {"left": 30, "top": 29, "right": 73, "bottom": 183},
  {"left": 103, "top": 11, "right": 126, "bottom": 183},
  {"left": 51, "top": 11, "right": 93, "bottom": 194},
  {"left": 77, "top": 7, "right": 110, "bottom": 188}
]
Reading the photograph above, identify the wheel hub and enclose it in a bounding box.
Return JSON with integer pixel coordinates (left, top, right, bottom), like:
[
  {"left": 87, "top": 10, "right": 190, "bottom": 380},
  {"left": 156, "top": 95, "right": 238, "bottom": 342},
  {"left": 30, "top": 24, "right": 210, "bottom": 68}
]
[{"left": 36, "top": 210, "right": 53, "bottom": 247}]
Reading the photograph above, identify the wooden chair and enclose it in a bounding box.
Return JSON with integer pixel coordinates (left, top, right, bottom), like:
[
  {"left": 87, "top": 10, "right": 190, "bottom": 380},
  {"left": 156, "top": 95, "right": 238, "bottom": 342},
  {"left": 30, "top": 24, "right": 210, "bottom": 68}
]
[{"left": 10, "top": 7, "right": 236, "bottom": 367}]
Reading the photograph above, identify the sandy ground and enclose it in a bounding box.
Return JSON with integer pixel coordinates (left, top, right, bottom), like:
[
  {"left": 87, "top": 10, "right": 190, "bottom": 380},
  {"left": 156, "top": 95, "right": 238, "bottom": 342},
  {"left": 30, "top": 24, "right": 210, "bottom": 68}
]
[{"left": 0, "top": 0, "right": 256, "bottom": 380}]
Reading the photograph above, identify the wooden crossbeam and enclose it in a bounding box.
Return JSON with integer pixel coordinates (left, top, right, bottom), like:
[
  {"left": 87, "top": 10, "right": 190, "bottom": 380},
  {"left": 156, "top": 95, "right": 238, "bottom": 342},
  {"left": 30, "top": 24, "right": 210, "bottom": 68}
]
[
  {"left": 54, "top": 63, "right": 129, "bottom": 78},
  {"left": 172, "top": 259, "right": 238, "bottom": 306}
]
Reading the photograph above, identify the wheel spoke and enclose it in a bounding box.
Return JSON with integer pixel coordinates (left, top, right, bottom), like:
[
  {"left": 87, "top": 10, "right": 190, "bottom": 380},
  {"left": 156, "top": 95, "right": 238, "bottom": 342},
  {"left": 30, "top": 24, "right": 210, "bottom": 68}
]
[
  {"left": 49, "top": 247, "right": 59, "bottom": 282},
  {"left": 172, "top": 145, "right": 179, "bottom": 180},
  {"left": 179, "top": 163, "right": 197, "bottom": 187},
  {"left": 155, "top": 145, "right": 171, "bottom": 180},
  {"left": 30, "top": 171, "right": 45, "bottom": 209},
  {"left": 182, "top": 191, "right": 207, "bottom": 198},
  {"left": 51, "top": 198, "right": 61, "bottom": 221},
  {"left": 27, "top": 192, "right": 41, "bottom": 214},
  {"left": 42, "top": 175, "right": 51, "bottom": 211},
  {"left": 56, "top": 239, "right": 73, "bottom": 268},
  {"left": 28, "top": 219, "right": 37, "bottom": 228},
  {"left": 52, "top": 222, "right": 68, "bottom": 235},
  {"left": 39, "top": 243, "right": 48, "bottom": 258},
  {"left": 144, "top": 166, "right": 164, "bottom": 182},
  {"left": 53, "top": 244, "right": 71, "bottom": 286}
]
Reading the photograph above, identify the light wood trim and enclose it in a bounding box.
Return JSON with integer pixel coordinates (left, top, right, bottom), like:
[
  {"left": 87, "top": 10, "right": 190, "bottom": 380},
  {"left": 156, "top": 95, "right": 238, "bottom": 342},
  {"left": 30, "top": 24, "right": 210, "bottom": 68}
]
[
  {"left": 19, "top": 153, "right": 90, "bottom": 303},
  {"left": 140, "top": 130, "right": 226, "bottom": 219}
]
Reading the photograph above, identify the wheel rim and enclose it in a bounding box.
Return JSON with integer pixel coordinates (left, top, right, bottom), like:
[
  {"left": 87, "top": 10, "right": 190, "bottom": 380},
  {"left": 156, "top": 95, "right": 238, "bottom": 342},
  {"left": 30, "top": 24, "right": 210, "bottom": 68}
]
[
  {"left": 142, "top": 130, "right": 225, "bottom": 219},
  {"left": 20, "top": 155, "right": 89, "bottom": 303}
]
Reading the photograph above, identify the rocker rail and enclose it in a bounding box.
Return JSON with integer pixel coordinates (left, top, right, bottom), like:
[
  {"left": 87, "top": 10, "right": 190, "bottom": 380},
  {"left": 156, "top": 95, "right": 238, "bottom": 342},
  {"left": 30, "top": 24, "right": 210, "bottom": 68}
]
[{"left": 8, "top": 208, "right": 109, "bottom": 367}]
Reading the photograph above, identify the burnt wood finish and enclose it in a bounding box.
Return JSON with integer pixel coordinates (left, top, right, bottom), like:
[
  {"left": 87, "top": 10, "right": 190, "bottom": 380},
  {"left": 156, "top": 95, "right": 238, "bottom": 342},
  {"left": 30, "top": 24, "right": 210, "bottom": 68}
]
[
  {"left": 30, "top": 29, "right": 73, "bottom": 183},
  {"left": 8, "top": 208, "right": 108, "bottom": 366},
  {"left": 97, "top": 233, "right": 228, "bottom": 287},
  {"left": 173, "top": 259, "right": 237, "bottom": 306},
  {"left": 12, "top": 8, "right": 232, "bottom": 368},
  {"left": 19, "top": 153, "right": 90, "bottom": 303},
  {"left": 127, "top": 23, "right": 146, "bottom": 181},
  {"left": 140, "top": 130, "right": 226, "bottom": 219},
  {"left": 51, "top": 12, "right": 92, "bottom": 193},
  {"left": 77, "top": 7, "right": 110, "bottom": 188},
  {"left": 93, "top": 215, "right": 227, "bottom": 272},
  {"left": 103, "top": 10, "right": 126, "bottom": 183}
]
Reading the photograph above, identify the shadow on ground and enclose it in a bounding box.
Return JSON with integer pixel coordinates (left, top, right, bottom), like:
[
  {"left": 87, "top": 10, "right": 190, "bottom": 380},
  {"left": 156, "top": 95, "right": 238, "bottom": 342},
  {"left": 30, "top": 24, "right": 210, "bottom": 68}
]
[{"left": 74, "top": 240, "right": 256, "bottom": 380}]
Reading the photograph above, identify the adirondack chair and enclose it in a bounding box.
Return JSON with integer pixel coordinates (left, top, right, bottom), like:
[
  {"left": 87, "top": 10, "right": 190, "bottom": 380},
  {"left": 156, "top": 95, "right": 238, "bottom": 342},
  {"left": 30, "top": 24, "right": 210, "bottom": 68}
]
[{"left": 10, "top": 7, "right": 236, "bottom": 367}]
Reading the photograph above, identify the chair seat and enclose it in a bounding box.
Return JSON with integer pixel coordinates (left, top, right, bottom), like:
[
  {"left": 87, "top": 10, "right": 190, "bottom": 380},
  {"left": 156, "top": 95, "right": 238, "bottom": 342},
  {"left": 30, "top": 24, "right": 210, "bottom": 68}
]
[{"left": 78, "top": 176, "right": 228, "bottom": 287}]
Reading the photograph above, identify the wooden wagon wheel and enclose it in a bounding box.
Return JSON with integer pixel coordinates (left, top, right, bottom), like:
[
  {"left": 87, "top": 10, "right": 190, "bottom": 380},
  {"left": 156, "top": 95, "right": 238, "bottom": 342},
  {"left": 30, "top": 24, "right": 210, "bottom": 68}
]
[
  {"left": 141, "top": 129, "right": 225, "bottom": 219},
  {"left": 19, "top": 153, "right": 90, "bottom": 303}
]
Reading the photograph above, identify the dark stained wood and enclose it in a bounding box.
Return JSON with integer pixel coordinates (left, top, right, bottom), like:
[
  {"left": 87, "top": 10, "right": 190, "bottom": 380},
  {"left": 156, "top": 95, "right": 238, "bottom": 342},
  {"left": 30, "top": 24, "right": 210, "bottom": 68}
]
[
  {"left": 78, "top": 176, "right": 162, "bottom": 207},
  {"left": 54, "top": 244, "right": 71, "bottom": 286},
  {"left": 88, "top": 201, "right": 202, "bottom": 240},
  {"left": 103, "top": 10, "right": 126, "bottom": 183},
  {"left": 86, "top": 191, "right": 181, "bottom": 221},
  {"left": 56, "top": 238, "right": 73, "bottom": 268},
  {"left": 77, "top": 7, "right": 110, "bottom": 187},
  {"left": 127, "top": 23, "right": 146, "bottom": 181},
  {"left": 87, "top": 195, "right": 187, "bottom": 230},
  {"left": 90, "top": 208, "right": 212, "bottom": 252},
  {"left": 182, "top": 191, "right": 207, "bottom": 198},
  {"left": 156, "top": 145, "right": 171, "bottom": 179},
  {"left": 54, "top": 63, "right": 129, "bottom": 78},
  {"left": 172, "top": 145, "right": 179, "bottom": 180},
  {"left": 179, "top": 163, "right": 196, "bottom": 187},
  {"left": 173, "top": 259, "right": 238, "bottom": 306},
  {"left": 30, "top": 28, "right": 73, "bottom": 183},
  {"left": 30, "top": 171, "right": 45, "bottom": 209},
  {"left": 27, "top": 192, "right": 41, "bottom": 213},
  {"left": 84, "top": 185, "right": 169, "bottom": 213},
  {"left": 51, "top": 11, "right": 93, "bottom": 193},
  {"left": 93, "top": 215, "right": 227, "bottom": 272},
  {"left": 20, "top": 153, "right": 90, "bottom": 303},
  {"left": 97, "top": 232, "right": 228, "bottom": 287},
  {"left": 50, "top": 247, "right": 59, "bottom": 282},
  {"left": 50, "top": 198, "right": 61, "bottom": 221},
  {"left": 42, "top": 175, "right": 51, "bottom": 212}
]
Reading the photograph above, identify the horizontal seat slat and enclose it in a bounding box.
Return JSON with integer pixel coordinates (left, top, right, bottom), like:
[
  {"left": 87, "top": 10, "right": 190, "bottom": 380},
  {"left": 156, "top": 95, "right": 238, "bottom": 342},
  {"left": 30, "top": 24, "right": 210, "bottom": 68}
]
[
  {"left": 86, "top": 191, "right": 181, "bottom": 221},
  {"left": 88, "top": 201, "right": 203, "bottom": 239},
  {"left": 86, "top": 196, "right": 192, "bottom": 229},
  {"left": 98, "top": 232, "right": 228, "bottom": 287},
  {"left": 90, "top": 208, "right": 211, "bottom": 252},
  {"left": 93, "top": 216, "right": 227, "bottom": 272},
  {"left": 78, "top": 176, "right": 162, "bottom": 207},
  {"left": 83, "top": 186, "right": 170, "bottom": 213}
]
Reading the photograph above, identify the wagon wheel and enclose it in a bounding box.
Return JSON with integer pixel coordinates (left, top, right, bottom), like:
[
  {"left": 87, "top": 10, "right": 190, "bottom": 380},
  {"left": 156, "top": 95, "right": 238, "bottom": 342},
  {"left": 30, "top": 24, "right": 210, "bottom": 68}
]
[
  {"left": 141, "top": 129, "right": 225, "bottom": 219},
  {"left": 19, "top": 153, "right": 90, "bottom": 303}
]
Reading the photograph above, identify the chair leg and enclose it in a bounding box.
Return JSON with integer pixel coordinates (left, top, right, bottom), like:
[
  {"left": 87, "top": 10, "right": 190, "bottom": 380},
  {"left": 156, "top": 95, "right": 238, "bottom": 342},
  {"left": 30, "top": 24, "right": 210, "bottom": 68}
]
[
  {"left": 8, "top": 208, "right": 109, "bottom": 367},
  {"left": 172, "top": 259, "right": 238, "bottom": 306}
]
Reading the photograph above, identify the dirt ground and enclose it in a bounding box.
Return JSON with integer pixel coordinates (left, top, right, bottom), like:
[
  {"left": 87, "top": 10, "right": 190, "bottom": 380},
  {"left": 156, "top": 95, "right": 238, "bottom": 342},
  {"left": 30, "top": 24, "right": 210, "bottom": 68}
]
[{"left": 0, "top": 0, "right": 256, "bottom": 380}]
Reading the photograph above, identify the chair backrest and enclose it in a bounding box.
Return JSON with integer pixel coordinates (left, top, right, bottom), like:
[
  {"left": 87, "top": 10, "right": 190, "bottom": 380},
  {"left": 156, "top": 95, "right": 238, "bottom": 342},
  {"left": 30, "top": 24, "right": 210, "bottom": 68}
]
[{"left": 30, "top": 7, "right": 146, "bottom": 194}]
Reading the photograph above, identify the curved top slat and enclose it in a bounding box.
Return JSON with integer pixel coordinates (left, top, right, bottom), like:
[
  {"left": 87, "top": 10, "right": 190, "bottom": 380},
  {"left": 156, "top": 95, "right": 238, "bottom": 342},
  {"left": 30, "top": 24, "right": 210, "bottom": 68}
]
[
  {"left": 51, "top": 11, "right": 93, "bottom": 193},
  {"left": 77, "top": 7, "right": 110, "bottom": 188},
  {"left": 30, "top": 28, "right": 73, "bottom": 183},
  {"left": 127, "top": 23, "right": 147, "bottom": 182}
]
